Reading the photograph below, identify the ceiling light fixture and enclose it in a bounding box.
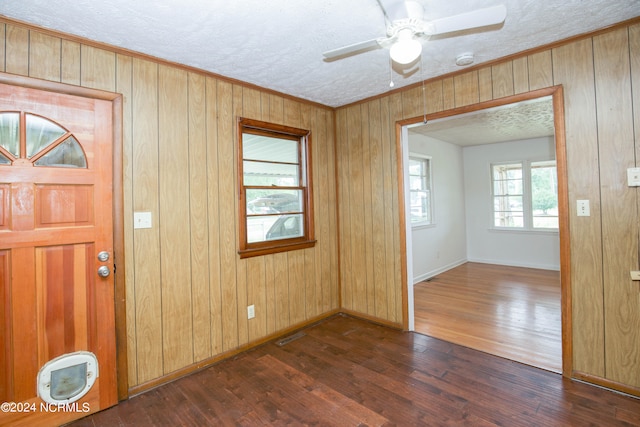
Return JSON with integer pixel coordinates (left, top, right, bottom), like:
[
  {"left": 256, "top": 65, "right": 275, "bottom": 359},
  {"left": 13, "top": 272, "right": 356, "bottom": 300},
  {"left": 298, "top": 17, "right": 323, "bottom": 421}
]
[{"left": 389, "top": 29, "right": 422, "bottom": 64}]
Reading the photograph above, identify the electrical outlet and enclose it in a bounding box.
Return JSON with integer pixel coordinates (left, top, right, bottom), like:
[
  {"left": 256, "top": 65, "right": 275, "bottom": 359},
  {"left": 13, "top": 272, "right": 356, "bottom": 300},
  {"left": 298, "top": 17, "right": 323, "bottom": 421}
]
[{"left": 247, "top": 305, "right": 255, "bottom": 319}]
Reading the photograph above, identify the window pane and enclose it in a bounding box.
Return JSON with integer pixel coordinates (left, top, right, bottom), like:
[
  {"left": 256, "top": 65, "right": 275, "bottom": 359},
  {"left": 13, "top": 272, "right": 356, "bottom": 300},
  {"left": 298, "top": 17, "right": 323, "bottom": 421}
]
[
  {"left": 410, "top": 190, "right": 429, "bottom": 223},
  {"left": 243, "top": 133, "right": 298, "bottom": 163},
  {"left": 0, "top": 112, "right": 20, "bottom": 157},
  {"left": 246, "top": 190, "right": 303, "bottom": 214},
  {"left": 266, "top": 214, "right": 303, "bottom": 241},
  {"left": 409, "top": 175, "right": 425, "bottom": 191},
  {"left": 494, "top": 211, "right": 523, "bottom": 227},
  {"left": 243, "top": 160, "right": 299, "bottom": 186},
  {"left": 0, "top": 152, "right": 10, "bottom": 164},
  {"left": 247, "top": 214, "right": 303, "bottom": 243},
  {"left": 408, "top": 158, "right": 423, "bottom": 175},
  {"left": 34, "top": 136, "right": 87, "bottom": 168},
  {"left": 531, "top": 161, "right": 558, "bottom": 229},
  {"left": 26, "top": 114, "right": 67, "bottom": 158}
]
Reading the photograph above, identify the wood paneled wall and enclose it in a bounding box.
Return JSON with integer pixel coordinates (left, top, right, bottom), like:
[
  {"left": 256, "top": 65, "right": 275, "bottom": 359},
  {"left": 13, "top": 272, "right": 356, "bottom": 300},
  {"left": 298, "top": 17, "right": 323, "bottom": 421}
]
[
  {"left": 1, "top": 16, "right": 638, "bottom": 394},
  {"left": 0, "top": 20, "right": 339, "bottom": 390},
  {"left": 336, "top": 22, "right": 640, "bottom": 391}
]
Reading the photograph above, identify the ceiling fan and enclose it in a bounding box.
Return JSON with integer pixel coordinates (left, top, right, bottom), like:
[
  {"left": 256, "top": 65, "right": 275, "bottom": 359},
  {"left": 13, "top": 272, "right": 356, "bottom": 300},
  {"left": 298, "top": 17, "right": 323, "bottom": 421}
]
[{"left": 323, "top": 0, "right": 507, "bottom": 65}]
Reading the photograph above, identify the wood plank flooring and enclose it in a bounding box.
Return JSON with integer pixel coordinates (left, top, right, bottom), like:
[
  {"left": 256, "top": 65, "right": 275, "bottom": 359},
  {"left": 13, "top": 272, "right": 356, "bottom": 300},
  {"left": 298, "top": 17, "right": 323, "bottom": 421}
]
[
  {"left": 70, "top": 314, "right": 640, "bottom": 426},
  {"left": 414, "top": 262, "right": 562, "bottom": 373}
]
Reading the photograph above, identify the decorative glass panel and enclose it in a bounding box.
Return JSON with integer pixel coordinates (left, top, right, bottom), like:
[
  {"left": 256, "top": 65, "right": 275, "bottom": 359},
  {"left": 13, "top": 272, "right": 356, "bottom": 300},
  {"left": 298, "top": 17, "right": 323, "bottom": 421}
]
[
  {"left": 0, "top": 152, "right": 10, "bottom": 164},
  {"left": 35, "top": 136, "right": 87, "bottom": 168},
  {"left": 0, "top": 112, "right": 20, "bottom": 157},
  {"left": 26, "top": 114, "right": 67, "bottom": 158}
]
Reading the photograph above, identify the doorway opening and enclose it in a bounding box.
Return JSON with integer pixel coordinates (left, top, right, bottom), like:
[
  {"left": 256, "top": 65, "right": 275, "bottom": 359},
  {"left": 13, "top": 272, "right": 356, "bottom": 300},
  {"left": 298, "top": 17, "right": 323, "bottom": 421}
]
[{"left": 400, "top": 87, "right": 570, "bottom": 375}]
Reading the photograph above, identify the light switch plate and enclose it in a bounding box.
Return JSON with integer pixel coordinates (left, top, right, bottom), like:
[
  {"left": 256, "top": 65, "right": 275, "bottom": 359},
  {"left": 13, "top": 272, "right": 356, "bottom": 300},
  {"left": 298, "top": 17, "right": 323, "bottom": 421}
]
[
  {"left": 134, "top": 211, "right": 152, "bottom": 229},
  {"left": 630, "top": 271, "right": 640, "bottom": 281},
  {"left": 627, "top": 168, "right": 640, "bottom": 186},
  {"left": 576, "top": 200, "right": 590, "bottom": 217}
]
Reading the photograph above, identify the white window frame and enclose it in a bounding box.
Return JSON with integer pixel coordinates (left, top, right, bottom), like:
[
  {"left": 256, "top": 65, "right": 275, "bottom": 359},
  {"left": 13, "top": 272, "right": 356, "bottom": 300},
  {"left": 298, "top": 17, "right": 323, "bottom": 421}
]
[
  {"left": 490, "top": 159, "right": 558, "bottom": 232},
  {"left": 408, "top": 153, "right": 433, "bottom": 228}
]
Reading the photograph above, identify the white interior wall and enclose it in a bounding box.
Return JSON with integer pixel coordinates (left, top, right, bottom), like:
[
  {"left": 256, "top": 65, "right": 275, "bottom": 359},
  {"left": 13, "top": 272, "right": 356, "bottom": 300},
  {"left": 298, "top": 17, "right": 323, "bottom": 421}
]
[
  {"left": 463, "top": 136, "right": 560, "bottom": 270},
  {"left": 408, "top": 134, "right": 560, "bottom": 284},
  {"left": 408, "top": 134, "right": 467, "bottom": 283}
]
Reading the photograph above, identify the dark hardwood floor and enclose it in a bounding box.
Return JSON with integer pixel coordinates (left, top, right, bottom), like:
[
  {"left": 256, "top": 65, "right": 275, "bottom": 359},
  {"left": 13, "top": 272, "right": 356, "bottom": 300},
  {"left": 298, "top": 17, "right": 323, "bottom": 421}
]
[
  {"left": 71, "top": 314, "right": 640, "bottom": 426},
  {"left": 414, "top": 262, "right": 562, "bottom": 373}
]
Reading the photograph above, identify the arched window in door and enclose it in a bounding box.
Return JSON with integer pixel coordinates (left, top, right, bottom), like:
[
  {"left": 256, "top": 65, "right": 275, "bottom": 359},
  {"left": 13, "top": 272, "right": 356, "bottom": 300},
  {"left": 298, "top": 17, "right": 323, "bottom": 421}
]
[{"left": 0, "top": 111, "right": 87, "bottom": 168}]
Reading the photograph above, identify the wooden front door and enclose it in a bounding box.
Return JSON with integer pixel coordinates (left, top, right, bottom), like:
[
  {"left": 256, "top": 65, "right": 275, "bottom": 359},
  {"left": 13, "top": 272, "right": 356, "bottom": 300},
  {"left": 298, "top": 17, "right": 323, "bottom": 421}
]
[{"left": 0, "top": 83, "right": 117, "bottom": 426}]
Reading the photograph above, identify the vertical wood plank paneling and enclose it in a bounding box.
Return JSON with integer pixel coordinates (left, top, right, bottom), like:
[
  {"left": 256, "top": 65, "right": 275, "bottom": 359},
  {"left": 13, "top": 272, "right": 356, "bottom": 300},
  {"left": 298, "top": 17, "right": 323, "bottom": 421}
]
[
  {"left": 512, "top": 56, "right": 529, "bottom": 94},
  {"left": 552, "top": 39, "right": 604, "bottom": 376},
  {"left": 5, "top": 25, "right": 29, "bottom": 76},
  {"left": 29, "top": 31, "right": 60, "bottom": 81},
  {"left": 216, "top": 80, "right": 238, "bottom": 351},
  {"left": 492, "top": 62, "right": 514, "bottom": 98},
  {"left": 158, "top": 65, "right": 193, "bottom": 374},
  {"left": 348, "top": 104, "right": 367, "bottom": 313},
  {"left": 273, "top": 252, "right": 290, "bottom": 331},
  {"left": 454, "top": 71, "right": 479, "bottom": 107},
  {"left": 327, "top": 109, "right": 339, "bottom": 311},
  {"left": 478, "top": 66, "right": 493, "bottom": 102},
  {"left": 442, "top": 77, "right": 455, "bottom": 110},
  {"left": 593, "top": 28, "right": 639, "bottom": 388},
  {"left": 233, "top": 85, "right": 249, "bottom": 346},
  {"left": 316, "top": 108, "right": 332, "bottom": 312},
  {"left": 288, "top": 249, "right": 306, "bottom": 324},
  {"left": 369, "top": 99, "right": 387, "bottom": 319},
  {"left": 247, "top": 256, "right": 267, "bottom": 341},
  {"left": 131, "top": 58, "right": 163, "bottom": 384},
  {"left": 528, "top": 51, "right": 553, "bottom": 90},
  {"left": 360, "top": 102, "right": 375, "bottom": 315},
  {"left": 336, "top": 108, "right": 352, "bottom": 310},
  {"left": 205, "top": 76, "right": 223, "bottom": 356},
  {"left": 115, "top": 53, "right": 136, "bottom": 385},
  {"left": 388, "top": 93, "right": 403, "bottom": 323},
  {"left": 61, "top": 40, "right": 81, "bottom": 85},
  {"left": 424, "top": 81, "right": 443, "bottom": 114},
  {"left": 188, "top": 72, "right": 211, "bottom": 362},
  {"left": 401, "top": 86, "right": 422, "bottom": 119},
  {"left": 80, "top": 45, "right": 116, "bottom": 92}
]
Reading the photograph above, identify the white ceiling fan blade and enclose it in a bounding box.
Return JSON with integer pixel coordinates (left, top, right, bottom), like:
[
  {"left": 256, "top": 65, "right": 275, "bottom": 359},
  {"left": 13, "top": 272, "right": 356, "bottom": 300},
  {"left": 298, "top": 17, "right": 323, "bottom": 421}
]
[
  {"left": 428, "top": 4, "right": 507, "bottom": 35},
  {"left": 377, "top": 0, "right": 423, "bottom": 22},
  {"left": 322, "top": 38, "right": 385, "bottom": 60}
]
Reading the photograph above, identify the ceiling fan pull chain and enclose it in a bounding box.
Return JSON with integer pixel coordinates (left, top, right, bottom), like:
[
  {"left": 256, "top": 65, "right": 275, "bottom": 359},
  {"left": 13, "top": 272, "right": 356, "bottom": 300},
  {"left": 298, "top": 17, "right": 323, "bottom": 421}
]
[{"left": 421, "top": 56, "right": 427, "bottom": 124}]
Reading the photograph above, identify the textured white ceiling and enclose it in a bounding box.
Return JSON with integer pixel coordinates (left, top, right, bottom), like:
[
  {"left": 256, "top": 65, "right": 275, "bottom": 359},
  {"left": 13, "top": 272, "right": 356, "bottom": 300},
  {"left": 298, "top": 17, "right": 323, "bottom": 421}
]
[
  {"left": 410, "top": 96, "right": 554, "bottom": 145},
  {"left": 0, "top": 0, "right": 639, "bottom": 107}
]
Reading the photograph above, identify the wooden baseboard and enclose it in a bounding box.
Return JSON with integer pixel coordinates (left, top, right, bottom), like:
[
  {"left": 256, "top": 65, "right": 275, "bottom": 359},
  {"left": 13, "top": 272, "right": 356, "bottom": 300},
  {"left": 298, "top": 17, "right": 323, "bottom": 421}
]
[{"left": 572, "top": 371, "right": 640, "bottom": 399}]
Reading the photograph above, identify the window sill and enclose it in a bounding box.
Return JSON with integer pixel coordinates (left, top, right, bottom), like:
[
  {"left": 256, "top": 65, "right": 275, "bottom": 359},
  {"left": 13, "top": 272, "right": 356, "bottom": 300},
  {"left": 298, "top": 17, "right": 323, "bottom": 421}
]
[
  {"left": 411, "top": 222, "right": 435, "bottom": 230},
  {"left": 488, "top": 227, "right": 558, "bottom": 236},
  {"left": 238, "top": 239, "right": 317, "bottom": 259}
]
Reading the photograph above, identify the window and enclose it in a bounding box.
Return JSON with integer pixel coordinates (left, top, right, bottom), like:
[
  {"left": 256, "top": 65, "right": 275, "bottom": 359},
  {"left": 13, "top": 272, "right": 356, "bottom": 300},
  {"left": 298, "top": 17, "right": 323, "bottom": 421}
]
[
  {"left": 492, "top": 160, "right": 558, "bottom": 230},
  {"left": 409, "top": 154, "right": 432, "bottom": 226},
  {"left": 238, "top": 117, "right": 315, "bottom": 258},
  {"left": 0, "top": 111, "right": 87, "bottom": 168}
]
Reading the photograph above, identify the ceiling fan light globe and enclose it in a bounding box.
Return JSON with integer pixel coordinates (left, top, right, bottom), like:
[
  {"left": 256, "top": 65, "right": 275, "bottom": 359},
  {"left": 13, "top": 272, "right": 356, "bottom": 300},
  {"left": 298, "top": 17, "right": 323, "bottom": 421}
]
[{"left": 390, "top": 39, "right": 422, "bottom": 64}]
